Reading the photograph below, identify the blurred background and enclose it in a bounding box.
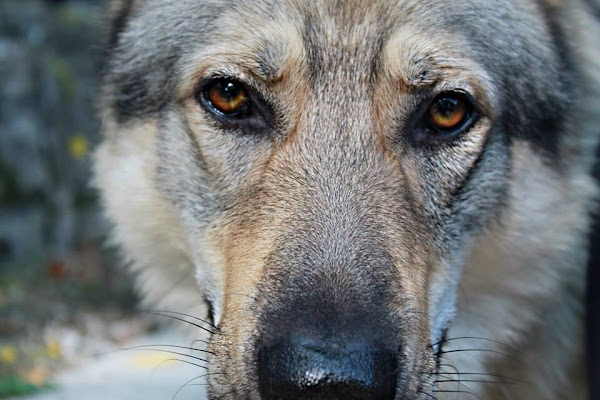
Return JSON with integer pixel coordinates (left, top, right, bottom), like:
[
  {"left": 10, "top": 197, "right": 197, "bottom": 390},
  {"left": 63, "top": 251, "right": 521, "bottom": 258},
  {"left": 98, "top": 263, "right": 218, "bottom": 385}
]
[
  {"left": 0, "top": 0, "right": 598, "bottom": 399},
  {"left": 0, "top": 1, "right": 199, "bottom": 398}
]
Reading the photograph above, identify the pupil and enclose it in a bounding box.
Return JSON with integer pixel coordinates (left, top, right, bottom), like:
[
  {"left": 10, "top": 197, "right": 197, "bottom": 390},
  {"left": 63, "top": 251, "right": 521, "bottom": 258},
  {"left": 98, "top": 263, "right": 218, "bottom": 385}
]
[
  {"left": 202, "top": 78, "right": 251, "bottom": 118},
  {"left": 435, "top": 97, "right": 459, "bottom": 117},
  {"left": 221, "top": 82, "right": 239, "bottom": 101}
]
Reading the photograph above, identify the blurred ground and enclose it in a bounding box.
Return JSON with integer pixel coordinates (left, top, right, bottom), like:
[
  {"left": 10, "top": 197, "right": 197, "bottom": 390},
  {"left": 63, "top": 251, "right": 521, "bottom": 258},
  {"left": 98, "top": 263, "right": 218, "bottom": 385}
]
[
  {"left": 0, "top": 1, "right": 172, "bottom": 397},
  {"left": 26, "top": 329, "right": 208, "bottom": 400}
]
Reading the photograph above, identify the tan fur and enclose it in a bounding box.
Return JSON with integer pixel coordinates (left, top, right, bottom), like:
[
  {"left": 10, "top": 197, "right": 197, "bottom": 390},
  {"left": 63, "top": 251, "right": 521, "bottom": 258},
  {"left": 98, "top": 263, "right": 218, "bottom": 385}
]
[{"left": 95, "top": 0, "right": 600, "bottom": 398}]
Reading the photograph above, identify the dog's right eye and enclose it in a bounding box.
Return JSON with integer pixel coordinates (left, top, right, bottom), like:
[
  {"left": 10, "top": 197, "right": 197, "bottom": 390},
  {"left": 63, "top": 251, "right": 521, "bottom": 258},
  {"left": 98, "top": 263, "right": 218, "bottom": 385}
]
[
  {"left": 202, "top": 79, "right": 250, "bottom": 117},
  {"left": 197, "top": 78, "right": 272, "bottom": 133}
]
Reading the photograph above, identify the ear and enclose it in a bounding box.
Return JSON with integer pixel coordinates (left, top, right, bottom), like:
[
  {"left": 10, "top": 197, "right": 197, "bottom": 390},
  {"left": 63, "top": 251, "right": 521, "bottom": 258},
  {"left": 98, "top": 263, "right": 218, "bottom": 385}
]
[{"left": 106, "top": 0, "right": 138, "bottom": 51}]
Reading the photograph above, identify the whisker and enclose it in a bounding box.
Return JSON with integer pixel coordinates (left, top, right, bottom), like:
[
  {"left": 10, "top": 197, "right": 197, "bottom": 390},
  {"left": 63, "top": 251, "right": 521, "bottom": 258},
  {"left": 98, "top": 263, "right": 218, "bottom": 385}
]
[
  {"left": 181, "top": 383, "right": 209, "bottom": 387},
  {"left": 417, "top": 390, "right": 438, "bottom": 399},
  {"left": 436, "top": 362, "right": 462, "bottom": 396},
  {"left": 438, "top": 363, "right": 460, "bottom": 375},
  {"left": 145, "top": 309, "right": 217, "bottom": 329},
  {"left": 433, "top": 389, "right": 481, "bottom": 399},
  {"left": 173, "top": 372, "right": 227, "bottom": 400},
  {"left": 436, "top": 363, "right": 461, "bottom": 383},
  {"left": 145, "top": 311, "right": 215, "bottom": 335},
  {"left": 190, "top": 339, "right": 210, "bottom": 347},
  {"left": 435, "top": 379, "right": 517, "bottom": 385},
  {"left": 431, "top": 366, "right": 480, "bottom": 400},
  {"left": 154, "top": 358, "right": 208, "bottom": 370},
  {"left": 431, "top": 336, "right": 527, "bottom": 359},
  {"left": 436, "top": 375, "right": 466, "bottom": 400},
  {"left": 116, "top": 347, "right": 209, "bottom": 364},
  {"left": 436, "top": 372, "right": 529, "bottom": 385},
  {"left": 118, "top": 344, "right": 215, "bottom": 355},
  {"left": 437, "top": 348, "right": 522, "bottom": 362}
]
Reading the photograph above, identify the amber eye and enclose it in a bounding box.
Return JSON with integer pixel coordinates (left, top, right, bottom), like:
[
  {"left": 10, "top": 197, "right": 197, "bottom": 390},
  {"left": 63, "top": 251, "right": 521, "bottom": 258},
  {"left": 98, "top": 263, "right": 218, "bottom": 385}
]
[
  {"left": 428, "top": 93, "right": 471, "bottom": 132},
  {"left": 204, "top": 79, "right": 250, "bottom": 117}
]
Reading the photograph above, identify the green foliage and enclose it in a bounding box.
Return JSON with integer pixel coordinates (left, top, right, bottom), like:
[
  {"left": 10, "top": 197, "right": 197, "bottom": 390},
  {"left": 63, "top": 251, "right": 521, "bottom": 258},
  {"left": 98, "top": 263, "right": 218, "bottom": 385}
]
[
  {"left": 0, "top": 375, "right": 51, "bottom": 398},
  {"left": 47, "top": 54, "right": 77, "bottom": 102}
]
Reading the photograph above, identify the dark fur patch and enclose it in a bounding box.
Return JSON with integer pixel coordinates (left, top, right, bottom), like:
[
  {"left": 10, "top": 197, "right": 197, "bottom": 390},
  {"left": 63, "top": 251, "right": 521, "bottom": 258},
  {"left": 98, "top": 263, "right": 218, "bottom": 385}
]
[
  {"left": 529, "top": 0, "right": 578, "bottom": 156},
  {"left": 301, "top": 14, "right": 325, "bottom": 84},
  {"left": 106, "top": 0, "right": 134, "bottom": 52},
  {"left": 444, "top": 1, "right": 575, "bottom": 159},
  {"left": 112, "top": 56, "right": 179, "bottom": 122},
  {"left": 587, "top": 144, "right": 600, "bottom": 398},
  {"left": 447, "top": 126, "right": 511, "bottom": 235},
  {"left": 104, "top": 1, "right": 221, "bottom": 122}
]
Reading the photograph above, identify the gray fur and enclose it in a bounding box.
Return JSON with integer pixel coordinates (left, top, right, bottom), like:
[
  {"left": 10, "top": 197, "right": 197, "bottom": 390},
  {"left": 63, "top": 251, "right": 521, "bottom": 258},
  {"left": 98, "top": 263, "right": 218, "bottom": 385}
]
[{"left": 95, "top": 0, "right": 600, "bottom": 398}]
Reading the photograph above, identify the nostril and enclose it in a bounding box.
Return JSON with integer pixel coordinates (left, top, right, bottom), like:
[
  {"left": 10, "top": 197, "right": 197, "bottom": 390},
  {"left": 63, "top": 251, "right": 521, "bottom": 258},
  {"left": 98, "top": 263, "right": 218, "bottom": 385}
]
[{"left": 258, "top": 335, "right": 397, "bottom": 400}]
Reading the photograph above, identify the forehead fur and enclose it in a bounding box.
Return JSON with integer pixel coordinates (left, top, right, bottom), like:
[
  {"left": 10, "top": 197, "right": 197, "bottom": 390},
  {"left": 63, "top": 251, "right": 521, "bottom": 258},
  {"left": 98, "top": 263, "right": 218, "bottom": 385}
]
[{"left": 105, "top": 0, "right": 573, "bottom": 154}]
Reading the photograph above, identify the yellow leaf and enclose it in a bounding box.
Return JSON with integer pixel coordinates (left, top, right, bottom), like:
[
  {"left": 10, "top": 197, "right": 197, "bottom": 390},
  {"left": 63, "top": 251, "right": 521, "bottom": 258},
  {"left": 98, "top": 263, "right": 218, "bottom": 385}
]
[
  {"left": 131, "top": 352, "right": 176, "bottom": 370},
  {"left": 46, "top": 340, "right": 61, "bottom": 359},
  {"left": 68, "top": 134, "right": 89, "bottom": 159},
  {"left": 0, "top": 345, "right": 17, "bottom": 365},
  {"left": 23, "top": 366, "right": 49, "bottom": 386}
]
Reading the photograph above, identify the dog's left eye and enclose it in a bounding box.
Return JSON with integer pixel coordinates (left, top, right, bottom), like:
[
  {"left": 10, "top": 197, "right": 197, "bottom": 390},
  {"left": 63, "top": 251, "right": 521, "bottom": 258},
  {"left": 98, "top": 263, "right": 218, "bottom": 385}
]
[
  {"left": 410, "top": 91, "right": 478, "bottom": 145},
  {"left": 426, "top": 92, "right": 475, "bottom": 134}
]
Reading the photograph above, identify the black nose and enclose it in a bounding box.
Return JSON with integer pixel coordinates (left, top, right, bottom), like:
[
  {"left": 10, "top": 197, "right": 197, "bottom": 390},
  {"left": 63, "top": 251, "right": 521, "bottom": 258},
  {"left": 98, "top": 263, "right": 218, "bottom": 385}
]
[{"left": 258, "top": 334, "right": 397, "bottom": 400}]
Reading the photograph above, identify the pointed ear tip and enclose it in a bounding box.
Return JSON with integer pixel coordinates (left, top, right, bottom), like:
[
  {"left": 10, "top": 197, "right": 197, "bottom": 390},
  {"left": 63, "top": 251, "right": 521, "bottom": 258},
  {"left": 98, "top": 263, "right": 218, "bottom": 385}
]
[
  {"left": 106, "top": 0, "right": 136, "bottom": 51},
  {"left": 107, "top": 0, "right": 140, "bottom": 23},
  {"left": 538, "top": 0, "right": 565, "bottom": 10},
  {"left": 109, "top": 0, "right": 133, "bottom": 10}
]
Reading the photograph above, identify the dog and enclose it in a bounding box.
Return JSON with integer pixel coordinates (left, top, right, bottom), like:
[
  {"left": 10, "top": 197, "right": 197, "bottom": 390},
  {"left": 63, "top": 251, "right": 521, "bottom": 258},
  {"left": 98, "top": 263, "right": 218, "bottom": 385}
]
[{"left": 94, "top": 0, "right": 600, "bottom": 398}]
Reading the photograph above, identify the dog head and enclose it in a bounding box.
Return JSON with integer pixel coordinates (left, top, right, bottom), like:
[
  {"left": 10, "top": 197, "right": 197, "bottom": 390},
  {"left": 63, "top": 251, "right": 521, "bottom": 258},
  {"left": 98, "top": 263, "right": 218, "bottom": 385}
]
[{"left": 95, "top": 0, "right": 599, "bottom": 398}]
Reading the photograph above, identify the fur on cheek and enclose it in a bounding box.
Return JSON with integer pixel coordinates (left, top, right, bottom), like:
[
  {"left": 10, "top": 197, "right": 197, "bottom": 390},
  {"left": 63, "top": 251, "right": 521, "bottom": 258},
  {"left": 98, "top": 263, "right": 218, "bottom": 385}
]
[{"left": 93, "top": 122, "right": 209, "bottom": 322}]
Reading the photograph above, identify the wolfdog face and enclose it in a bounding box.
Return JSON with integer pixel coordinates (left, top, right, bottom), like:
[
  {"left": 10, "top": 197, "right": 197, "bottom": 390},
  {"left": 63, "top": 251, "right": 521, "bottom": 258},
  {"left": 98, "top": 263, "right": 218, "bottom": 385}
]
[{"left": 95, "top": 0, "right": 600, "bottom": 398}]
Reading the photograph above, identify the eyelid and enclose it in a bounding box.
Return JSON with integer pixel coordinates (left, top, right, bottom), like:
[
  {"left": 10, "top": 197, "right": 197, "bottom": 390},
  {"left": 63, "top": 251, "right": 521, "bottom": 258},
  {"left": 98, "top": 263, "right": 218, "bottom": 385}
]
[
  {"left": 198, "top": 72, "right": 264, "bottom": 99},
  {"left": 437, "top": 83, "right": 493, "bottom": 119}
]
